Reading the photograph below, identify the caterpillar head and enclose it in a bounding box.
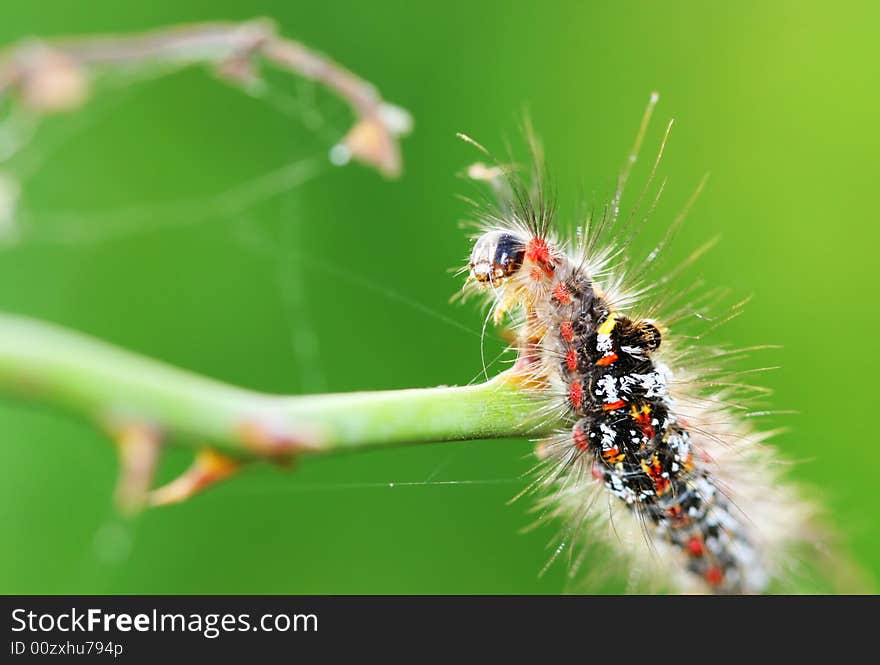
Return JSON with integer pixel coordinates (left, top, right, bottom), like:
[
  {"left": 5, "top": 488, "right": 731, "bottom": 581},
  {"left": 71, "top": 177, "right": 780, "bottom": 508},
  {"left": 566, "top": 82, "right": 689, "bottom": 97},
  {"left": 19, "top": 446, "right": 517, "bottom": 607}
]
[{"left": 468, "top": 230, "right": 527, "bottom": 287}]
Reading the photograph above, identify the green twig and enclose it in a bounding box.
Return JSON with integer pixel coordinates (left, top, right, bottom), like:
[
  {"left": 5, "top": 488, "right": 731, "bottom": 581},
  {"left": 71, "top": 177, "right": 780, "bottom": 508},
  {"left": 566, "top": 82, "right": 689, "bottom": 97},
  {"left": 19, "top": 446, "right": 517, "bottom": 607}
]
[{"left": 0, "top": 313, "right": 558, "bottom": 464}]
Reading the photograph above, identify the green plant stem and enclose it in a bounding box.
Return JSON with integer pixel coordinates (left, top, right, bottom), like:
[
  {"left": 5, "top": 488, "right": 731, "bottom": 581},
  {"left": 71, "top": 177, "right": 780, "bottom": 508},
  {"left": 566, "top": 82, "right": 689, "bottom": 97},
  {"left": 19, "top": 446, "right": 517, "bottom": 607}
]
[{"left": 0, "top": 313, "right": 560, "bottom": 459}]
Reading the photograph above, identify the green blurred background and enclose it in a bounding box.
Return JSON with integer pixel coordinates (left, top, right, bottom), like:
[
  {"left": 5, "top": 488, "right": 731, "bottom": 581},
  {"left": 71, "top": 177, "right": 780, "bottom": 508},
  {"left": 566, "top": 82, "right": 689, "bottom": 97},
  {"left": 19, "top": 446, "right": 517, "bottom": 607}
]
[{"left": 0, "top": 1, "right": 877, "bottom": 593}]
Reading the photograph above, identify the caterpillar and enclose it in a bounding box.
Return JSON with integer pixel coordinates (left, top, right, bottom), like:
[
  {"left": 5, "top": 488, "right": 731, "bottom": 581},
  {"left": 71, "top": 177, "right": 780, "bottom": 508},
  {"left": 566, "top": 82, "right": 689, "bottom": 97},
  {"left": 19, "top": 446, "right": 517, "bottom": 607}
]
[{"left": 460, "top": 95, "right": 819, "bottom": 594}]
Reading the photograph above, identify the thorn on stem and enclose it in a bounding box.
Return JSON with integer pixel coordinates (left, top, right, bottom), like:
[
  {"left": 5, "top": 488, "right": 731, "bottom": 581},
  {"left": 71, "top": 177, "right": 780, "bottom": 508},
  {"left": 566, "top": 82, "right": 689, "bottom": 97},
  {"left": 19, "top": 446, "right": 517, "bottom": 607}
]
[
  {"left": 113, "top": 424, "right": 162, "bottom": 516},
  {"left": 236, "top": 420, "right": 322, "bottom": 460},
  {"left": 215, "top": 54, "right": 262, "bottom": 90},
  {"left": 149, "top": 448, "right": 241, "bottom": 507},
  {"left": 8, "top": 43, "right": 90, "bottom": 113},
  {"left": 339, "top": 112, "right": 408, "bottom": 178}
]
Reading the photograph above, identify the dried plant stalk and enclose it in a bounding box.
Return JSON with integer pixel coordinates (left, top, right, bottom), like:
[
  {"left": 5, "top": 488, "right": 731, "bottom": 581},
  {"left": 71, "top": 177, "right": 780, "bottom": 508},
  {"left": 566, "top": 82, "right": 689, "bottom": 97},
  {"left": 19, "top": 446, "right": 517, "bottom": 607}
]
[{"left": 0, "top": 18, "right": 412, "bottom": 176}]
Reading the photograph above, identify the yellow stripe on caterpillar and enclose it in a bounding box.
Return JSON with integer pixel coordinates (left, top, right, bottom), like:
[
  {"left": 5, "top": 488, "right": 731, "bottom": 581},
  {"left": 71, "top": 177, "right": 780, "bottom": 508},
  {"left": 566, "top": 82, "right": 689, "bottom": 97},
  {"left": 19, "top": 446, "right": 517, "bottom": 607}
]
[{"left": 597, "top": 314, "right": 617, "bottom": 336}]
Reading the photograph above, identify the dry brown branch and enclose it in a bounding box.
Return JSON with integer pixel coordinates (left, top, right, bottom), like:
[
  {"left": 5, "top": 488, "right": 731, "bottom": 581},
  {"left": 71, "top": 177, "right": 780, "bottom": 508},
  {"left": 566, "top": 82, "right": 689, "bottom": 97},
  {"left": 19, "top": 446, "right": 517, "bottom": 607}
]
[{"left": 0, "top": 18, "right": 411, "bottom": 176}]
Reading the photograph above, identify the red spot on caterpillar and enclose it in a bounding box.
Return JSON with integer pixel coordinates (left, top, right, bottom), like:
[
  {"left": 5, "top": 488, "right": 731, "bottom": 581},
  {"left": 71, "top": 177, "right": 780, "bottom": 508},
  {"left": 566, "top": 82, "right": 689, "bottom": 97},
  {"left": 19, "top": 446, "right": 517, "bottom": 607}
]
[
  {"left": 569, "top": 381, "right": 583, "bottom": 409},
  {"left": 551, "top": 282, "right": 572, "bottom": 305},
  {"left": 573, "top": 423, "right": 589, "bottom": 451},
  {"left": 632, "top": 404, "right": 656, "bottom": 440},
  {"left": 525, "top": 237, "right": 550, "bottom": 264},
  {"left": 597, "top": 352, "right": 618, "bottom": 366},
  {"left": 560, "top": 321, "right": 575, "bottom": 343},
  {"left": 641, "top": 454, "right": 671, "bottom": 495},
  {"left": 529, "top": 266, "right": 544, "bottom": 281},
  {"left": 591, "top": 462, "right": 604, "bottom": 480},
  {"left": 687, "top": 537, "right": 705, "bottom": 557},
  {"left": 602, "top": 399, "right": 627, "bottom": 412},
  {"left": 565, "top": 348, "right": 578, "bottom": 372},
  {"left": 525, "top": 238, "right": 555, "bottom": 277},
  {"left": 705, "top": 567, "right": 724, "bottom": 586}
]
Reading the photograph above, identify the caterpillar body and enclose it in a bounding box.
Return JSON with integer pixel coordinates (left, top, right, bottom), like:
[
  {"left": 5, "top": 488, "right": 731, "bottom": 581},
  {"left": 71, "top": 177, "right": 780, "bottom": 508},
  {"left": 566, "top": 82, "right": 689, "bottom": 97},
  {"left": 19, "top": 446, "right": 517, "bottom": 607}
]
[{"left": 461, "top": 98, "right": 817, "bottom": 594}]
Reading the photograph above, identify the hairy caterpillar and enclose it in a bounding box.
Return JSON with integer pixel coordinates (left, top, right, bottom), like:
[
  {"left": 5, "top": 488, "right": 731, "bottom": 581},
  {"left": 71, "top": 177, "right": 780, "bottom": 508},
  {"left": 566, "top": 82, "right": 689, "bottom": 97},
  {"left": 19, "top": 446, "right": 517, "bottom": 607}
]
[{"left": 460, "top": 95, "right": 818, "bottom": 594}]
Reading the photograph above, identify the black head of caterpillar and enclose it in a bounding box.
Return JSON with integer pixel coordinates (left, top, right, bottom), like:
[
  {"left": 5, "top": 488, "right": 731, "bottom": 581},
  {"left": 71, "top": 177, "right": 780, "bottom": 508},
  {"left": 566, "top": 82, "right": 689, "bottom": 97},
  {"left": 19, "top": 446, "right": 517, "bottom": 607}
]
[{"left": 468, "top": 230, "right": 526, "bottom": 285}]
